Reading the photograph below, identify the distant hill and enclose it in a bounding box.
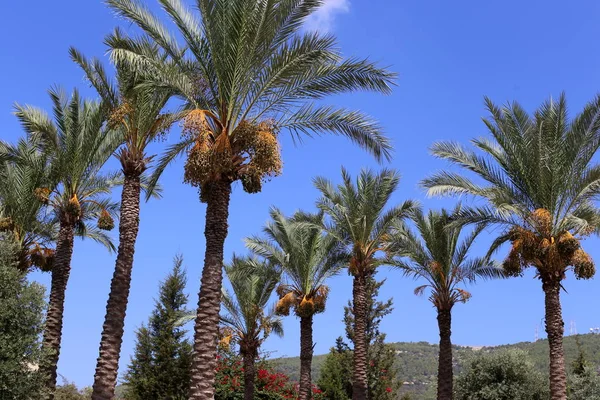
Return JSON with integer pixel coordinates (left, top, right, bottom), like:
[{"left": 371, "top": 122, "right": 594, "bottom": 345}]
[{"left": 271, "top": 333, "right": 600, "bottom": 399}]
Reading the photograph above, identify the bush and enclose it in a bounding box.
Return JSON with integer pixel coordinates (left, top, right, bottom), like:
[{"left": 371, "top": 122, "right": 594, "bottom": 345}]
[
  {"left": 54, "top": 378, "right": 92, "bottom": 400},
  {"left": 454, "top": 349, "right": 548, "bottom": 400}
]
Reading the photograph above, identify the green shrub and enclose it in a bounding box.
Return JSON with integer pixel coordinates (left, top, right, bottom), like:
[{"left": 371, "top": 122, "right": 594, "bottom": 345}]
[{"left": 454, "top": 349, "right": 548, "bottom": 400}]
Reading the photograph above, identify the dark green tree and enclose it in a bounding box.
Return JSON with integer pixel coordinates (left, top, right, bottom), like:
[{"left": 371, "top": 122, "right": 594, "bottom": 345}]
[
  {"left": 123, "top": 255, "right": 192, "bottom": 400},
  {"left": 0, "top": 233, "right": 47, "bottom": 399}
]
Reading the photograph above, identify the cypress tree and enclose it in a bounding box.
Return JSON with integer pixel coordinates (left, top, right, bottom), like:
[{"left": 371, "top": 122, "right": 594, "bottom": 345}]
[{"left": 124, "top": 255, "right": 192, "bottom": 399}]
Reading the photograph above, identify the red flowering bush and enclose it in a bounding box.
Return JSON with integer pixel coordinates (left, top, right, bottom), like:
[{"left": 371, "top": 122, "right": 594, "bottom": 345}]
[{"left": 215, "top": 349, "right": 325, "bottom": 400}]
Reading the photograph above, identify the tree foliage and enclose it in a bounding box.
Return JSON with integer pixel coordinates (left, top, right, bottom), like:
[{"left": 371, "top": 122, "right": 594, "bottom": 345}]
[
  {"left": 220, "top": 256, "right": 283, "bottom": 356},
  {"left": 123, "top": 255, "right": 192, "bottom": 400},
  {"left": 246, "top": 208, "right": 346, "bottom": 320},
  {"left": 0, "top": 233, "right": 47, "bottom": 399},
  {"left": 14, "top": 87, "right": 121, "bottom": 249},
  {"left": 105, "top": 0, "right": 397, "bottom": 200},
  {"left": 422, "top": 94, "right": 600, "bottom": 283},
  {"left": 387, "top": 206, "right": 503, "bottom": 310}
]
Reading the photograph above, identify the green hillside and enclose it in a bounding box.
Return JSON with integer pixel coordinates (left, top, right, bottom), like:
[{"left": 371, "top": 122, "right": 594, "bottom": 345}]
[{"left": 271, "top": 333, "right": 600, "bottom": 399}]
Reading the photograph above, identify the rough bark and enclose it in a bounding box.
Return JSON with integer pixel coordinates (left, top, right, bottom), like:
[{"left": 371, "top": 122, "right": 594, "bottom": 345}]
[
  {"left": 436, "top": 308, "right": 453, "bottom": 400},
  {"left": 242, "top": 350, "right": 256, "bottom": 400},
  {"left": 41, "top": 221, "right": 75, "bottom": 399},
  {"left": 92, "top": 173, "right": 141, "bottom": 400},
  {"left": 299, "top": 315, "right": 314, "bottom": 400},
  {"left": 352, "top": 274, "right": 368, "bottom": 400},
  {"left": 543, "top": 278, "right": 567, "bottom": 400},
  {"left": 188, "top": 180, "right": 232, "bottom": 400}
]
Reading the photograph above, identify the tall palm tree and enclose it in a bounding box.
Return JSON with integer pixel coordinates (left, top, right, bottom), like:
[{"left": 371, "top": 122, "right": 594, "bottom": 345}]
[
  {"left": 315, "top": 168, "right": 416, "bottom": 400},
  {"left": 246, "top": 208, "right": 346, "bottom": 399},
  {"left": 220, "top": 256, "right": 283, "bottom": 400},
  {"left": 387, "top": 207, "right": 504, "bottom": 400},
  {"left": 14, "top": 88, "right": 120, "bottom": 398},
  {"left": 104, "top": 1, "right": 395, "bottom": 398},
  {"left": 0, "top": 137, "right": 55, "bottom": 271},
  {"left": 422, "top": 94, "right": 600, "bottom": 400},
  {"left": 69, "top": 35, "right": 181, "bottom": 400}
]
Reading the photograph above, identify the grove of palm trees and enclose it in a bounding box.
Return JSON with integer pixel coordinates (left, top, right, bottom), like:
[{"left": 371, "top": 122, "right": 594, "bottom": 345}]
[{"left": 1, "top": 1, "right": 600, "bottom": 400}]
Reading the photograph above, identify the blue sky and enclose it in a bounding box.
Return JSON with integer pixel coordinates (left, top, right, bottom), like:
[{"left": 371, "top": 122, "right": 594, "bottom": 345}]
[{"left": 3, "top": 0, "right": 600, "bottom": 388}]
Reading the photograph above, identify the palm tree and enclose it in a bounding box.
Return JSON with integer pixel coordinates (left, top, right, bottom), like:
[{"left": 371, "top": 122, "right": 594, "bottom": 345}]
[
  {"left": 386, "top": 207, "right": 504, "bottom": 400},
  {"left": 314, "top": 168, "right": 416, "bottom": 400},
  {"left": 0, "top": 137, "right": 55, "bottom": 271},
  {"left": 69, "top": 36, "right": 181, "bottom": 400},
  {"left": 422, "top": 94, "right": 600, "bottom": 400},
  {"left": 220, "top": 256, "right": 283, "bottom": 400},
  {"left": 246, "top": 208, "right": 346, "bottom": 399},
  {"left": 104, "top": 1, "right": 395, "bottom": 397},
  {"left": 14, "top": 88, "right": 120, "bottom": 398}
]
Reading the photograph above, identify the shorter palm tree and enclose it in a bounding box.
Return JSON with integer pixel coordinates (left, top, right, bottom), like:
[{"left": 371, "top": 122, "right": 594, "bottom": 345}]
[
  {"left": 247, "top": 208, "right": 347, "bottom": 399},
  {"left": 315, "top": 168, "right": 416, "bottom": 400},
  {"left": 14, "top": 88, "right": 120, "bottom": 397},
  {"left": 220, "top": 256, "right": 283, "bottom": 400},
  {"left": 387, "top": 207, "right": 504, "bottom": 400}
]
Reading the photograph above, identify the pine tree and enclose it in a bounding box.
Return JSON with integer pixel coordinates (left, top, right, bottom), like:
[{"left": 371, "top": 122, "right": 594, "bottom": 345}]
[
  {"left": 318, "top": 272, "right": 401, "bottom": 399},
  {"left": 124, "top": 255, "right": 192, "bottom": 400}
]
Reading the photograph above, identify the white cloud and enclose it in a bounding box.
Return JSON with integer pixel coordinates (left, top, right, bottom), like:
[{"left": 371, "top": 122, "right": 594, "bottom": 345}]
[{"left": 304, "top": 0, "right": 350, "bottom": 33}]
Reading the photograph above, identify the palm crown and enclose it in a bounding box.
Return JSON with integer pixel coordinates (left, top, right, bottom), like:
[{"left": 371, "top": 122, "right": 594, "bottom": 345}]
[
  {"left": 422, "top": 95, "right": 600, "bottom": 281},
  {"left": 13, "top": 88, "right": 120, "bottom": 250},
  {"left": 70, "top": 32, "right": 180, "bottom": 177},
  {"left": 105, "top": 0, "right": 396, "bottom": 200},
  {"left": 246, "top": 208, "right": 347, "bottom": 318},
  {"left": 220, "top": 256, "right": 283, "bottom": 354},
  {"left": 388, "top": 207, "right": 503, "bottom": 310},
  {"left": 0, "top": 138, "right": 55, "bottom": 270},
  {"left": 315, "top": 168, "right": 417, "bottom": 276}
]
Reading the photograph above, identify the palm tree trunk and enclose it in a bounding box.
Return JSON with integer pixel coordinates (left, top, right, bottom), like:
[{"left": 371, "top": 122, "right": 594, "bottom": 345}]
[
  {"left": 41, "top": 221, "right": 75, "bottom": 399},
  {"left": 189, "top": 180, "right": 232, "bottom": 400},
  {"left": 352, "top": 274, "right": 368, "bottom": 400},
  {"left": 436, "top": 308, "right": 453, "bottom": 400},
  {"left": 91, "top": 173, "right": 141, "bottom": 400},
  {"left": 299, "top": 315, "right": 314, "bottom": 400},
  {"left": 543, "top": 278, "right": 567, "bottom": 400},
  {"left": 242, "top": 350, "right": 256, "bottom": 400}
]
